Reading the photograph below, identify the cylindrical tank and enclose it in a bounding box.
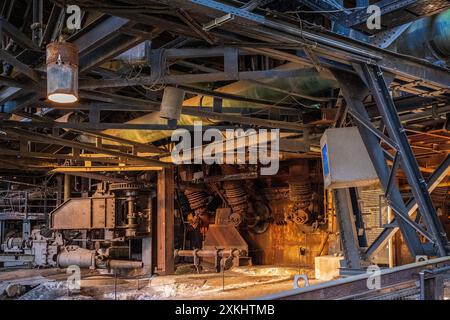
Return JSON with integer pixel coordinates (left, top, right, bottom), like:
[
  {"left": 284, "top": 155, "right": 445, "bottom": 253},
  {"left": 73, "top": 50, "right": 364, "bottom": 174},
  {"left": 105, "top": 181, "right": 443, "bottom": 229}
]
[
  {"left": 396, "top": 9, "right": 450, "bottom": 61},
  {"left": 5, "top": 237, "right": 24, "bottom": 250},
  {"left": 107, "top": 260, "right": 144, "bottom": 269},
  {"left": 160, "top": 86, "right": 185, "bottom": 120},
  {"left": 57, "top": 246, "right": 95, "bottom": 268},
  {"left": 46, "top": 41, "right": 79, "bottom": 103}
]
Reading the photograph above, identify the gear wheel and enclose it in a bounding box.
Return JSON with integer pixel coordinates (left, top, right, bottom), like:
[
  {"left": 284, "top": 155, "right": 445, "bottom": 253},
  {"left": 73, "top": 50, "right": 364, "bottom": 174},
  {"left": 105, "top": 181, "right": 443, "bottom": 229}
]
[{"left": 109, "top": 182, "right": 146, "bottom": 191}]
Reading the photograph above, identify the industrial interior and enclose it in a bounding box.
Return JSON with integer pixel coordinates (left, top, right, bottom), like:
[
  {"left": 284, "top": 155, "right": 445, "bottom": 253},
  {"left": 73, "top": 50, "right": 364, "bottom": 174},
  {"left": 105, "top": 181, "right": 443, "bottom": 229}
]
[{"left": 0, "top": 0, "right": 449, "bottom": 300}]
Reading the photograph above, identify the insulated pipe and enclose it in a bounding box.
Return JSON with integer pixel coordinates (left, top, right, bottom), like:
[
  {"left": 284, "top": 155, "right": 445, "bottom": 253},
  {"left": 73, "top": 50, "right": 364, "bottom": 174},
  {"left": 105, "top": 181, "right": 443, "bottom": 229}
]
[
  {"left": 5, "top": 237, "right": 24, "bottom": 249},
  {"left": 174, "top": 249, "right": 242, "bottom": 258},
  {"left": 395, "top": 9, "right": 450, "bottom": 61},
  {"left": 108, "top": 259, "right": 144, "bottom": 269},
  {"left": 97, "top": 63, "right": 337, "bottom": 144},
  {"left": 57, "top": 247, "right": 96, "bottom": 268}
]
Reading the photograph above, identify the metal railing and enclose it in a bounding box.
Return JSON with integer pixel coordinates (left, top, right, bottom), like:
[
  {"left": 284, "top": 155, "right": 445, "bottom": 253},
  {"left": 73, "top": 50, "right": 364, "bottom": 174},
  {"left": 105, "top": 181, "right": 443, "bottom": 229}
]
[{"left": 0, "top": 190, "right": 57, "bottom": 220}]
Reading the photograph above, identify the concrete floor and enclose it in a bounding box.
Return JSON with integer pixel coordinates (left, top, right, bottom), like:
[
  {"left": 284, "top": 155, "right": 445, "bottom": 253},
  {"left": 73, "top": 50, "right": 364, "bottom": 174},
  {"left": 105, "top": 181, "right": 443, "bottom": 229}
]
[{"left": 0, "top": 265, "right": 320, "bottom": 300}]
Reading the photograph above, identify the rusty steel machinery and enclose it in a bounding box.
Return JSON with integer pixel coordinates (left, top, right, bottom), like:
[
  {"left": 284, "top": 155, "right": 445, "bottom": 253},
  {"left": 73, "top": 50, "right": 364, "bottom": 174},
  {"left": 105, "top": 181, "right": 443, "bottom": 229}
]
[
  {"left": 287, "top": 181, "right": 314, "bottom": 225},
  {"left": 50, "top": 182, "right": 151, "bottom": 235},
  {"left": 184, "top": 187, "right": 210, "bottom": 229},
  {"left": 1, "top": 228, "right": 60, "bottom": 268},
  {"left": 246, "top": 201, "right": 271, "bottom": 234},
  {"left": 109, "top": 182, "right": 148, "bottom": 238},
  {"left": 285, "top": 161, "right": 317, "bottom": 226},
  {"left": 1, "top": 237, "right": 28, "bottom": 253},
  {"left": 56, "top": 246, "right": 144, "bottom": 269},
  {"left": 23, "top": 181, "right": 154, "bottom": 270},
  {"left": 174, "top": 248, "right": 245, "bottom": 273},
  {"left": 222, "top": 181, "right": 248, "bottom": 227}
]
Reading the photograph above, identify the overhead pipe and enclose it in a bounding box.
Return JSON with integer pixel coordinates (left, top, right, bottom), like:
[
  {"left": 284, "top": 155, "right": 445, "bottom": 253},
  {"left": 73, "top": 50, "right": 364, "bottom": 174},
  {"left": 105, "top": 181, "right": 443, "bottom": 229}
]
[
  {"left": 395, "top": 9, "right": 450, "bottom": 63},
  {"left": 88, "top": 11, "right": 450, "bottom": 145},
  {"left": 99, "top": 63, "right": 337, "bottom": 144}
]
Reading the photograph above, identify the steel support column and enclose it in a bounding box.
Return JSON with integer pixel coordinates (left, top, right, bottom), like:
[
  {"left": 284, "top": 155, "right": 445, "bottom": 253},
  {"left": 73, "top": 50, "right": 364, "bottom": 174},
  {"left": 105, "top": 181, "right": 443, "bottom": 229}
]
[
  {"left": 360, "top": 64, "right": 449, "bottom": 257},
  {"left": 333, "top": 189, "right": 362, "bottom": 269},
  {"left": 349, "top": 188, "right": 367, "bottom": 248},
  {"left": 0, "top": 221, "right": 4, "bottom": 245},
  {"left": 156, "top": 168, "right": 175, "bottom": 275},
  {"left": 142, "top": 188, "right": 154, "bottom": 275},
  {"left": 142, "top": 237, "right": 152, "bottom": 274},
  {"left": 334, "top": 70, "right": 425, "bottom": 257},
  {"left": 366, "top": 155, "right": 450, "bottom": 259}
]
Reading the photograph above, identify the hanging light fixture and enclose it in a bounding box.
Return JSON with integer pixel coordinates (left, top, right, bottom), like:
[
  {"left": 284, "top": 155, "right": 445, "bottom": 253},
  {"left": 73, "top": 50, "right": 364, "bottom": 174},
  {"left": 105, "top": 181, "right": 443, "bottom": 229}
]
[{"left": 46, "top": 41, "right": 79, "bottom": 103}]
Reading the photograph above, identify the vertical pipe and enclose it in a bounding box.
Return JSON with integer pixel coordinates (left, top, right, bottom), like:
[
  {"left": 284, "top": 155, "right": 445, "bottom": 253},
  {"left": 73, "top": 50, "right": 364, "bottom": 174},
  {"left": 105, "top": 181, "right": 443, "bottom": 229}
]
[
  {"left": 327, "top": 189, "right": 335, "bottom": 233},
  {"left": 333, "top": 188, "right": 362, "bottom": 269},
  {"left": 156, "top": 168, "right": 175, "bottom": 275},
  {"left": 387, "top": 206, "right": 395, "bottom": 268},
  {"left": 125, "top": 191, "right": 137, "bottom": 237},
  {"left": 56, "top": 175, "right": 63, "bottom": 205},
  {"left": 142, "top": 189, "right": 153, "bottom": 273},
  {"left": 22, "top": 219, "right": 31, "bottom": 239},
  {"left": 0, "top": 221, "right": 4, "bottom": 244},
  {"left": 32, "top": 0, "right": 43, "bottom": 45},
  {"left": 63, "top": 174, "right": 71, "bottom": 202}
]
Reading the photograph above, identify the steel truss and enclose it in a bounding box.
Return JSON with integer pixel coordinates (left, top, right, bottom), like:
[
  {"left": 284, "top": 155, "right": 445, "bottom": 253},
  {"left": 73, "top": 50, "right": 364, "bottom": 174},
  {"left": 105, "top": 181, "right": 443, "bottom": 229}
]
[
  {"left": 1, "top": 0, "right": 449, "bottom": 269},
  {"left": 336, "top": 64, "right": 450, "bottom": 264}
]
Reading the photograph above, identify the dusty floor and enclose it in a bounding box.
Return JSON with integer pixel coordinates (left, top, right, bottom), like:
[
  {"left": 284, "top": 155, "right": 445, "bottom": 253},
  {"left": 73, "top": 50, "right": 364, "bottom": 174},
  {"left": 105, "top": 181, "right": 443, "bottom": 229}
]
[{"left": 0, "top": 265, "right": 320, "bottom": 300}]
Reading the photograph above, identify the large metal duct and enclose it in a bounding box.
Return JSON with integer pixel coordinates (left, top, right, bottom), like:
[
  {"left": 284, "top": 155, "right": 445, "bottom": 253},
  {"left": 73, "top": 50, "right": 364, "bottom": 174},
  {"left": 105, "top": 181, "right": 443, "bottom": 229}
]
[
  {"left": 395, "top": 9, "right": 450, "bottom": 62},
  {"left": 100, "top": 63, "right": 337, "bottom": 144}
]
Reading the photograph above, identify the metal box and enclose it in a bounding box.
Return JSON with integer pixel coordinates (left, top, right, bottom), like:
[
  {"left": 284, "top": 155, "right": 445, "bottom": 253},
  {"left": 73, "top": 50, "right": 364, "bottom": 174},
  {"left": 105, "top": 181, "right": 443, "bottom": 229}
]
[
  {"left": 50, "top": 196, "right": 116, "bottom": 230},
  {"left": 320, "top": 127, "right": 379, "bottom": 189}
]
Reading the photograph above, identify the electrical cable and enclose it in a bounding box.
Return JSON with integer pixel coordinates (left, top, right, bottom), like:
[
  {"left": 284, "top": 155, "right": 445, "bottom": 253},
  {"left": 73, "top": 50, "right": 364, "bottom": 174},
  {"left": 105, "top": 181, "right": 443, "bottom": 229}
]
[{"left": 285, "top": 6, "right": 367, "bottom": 14}]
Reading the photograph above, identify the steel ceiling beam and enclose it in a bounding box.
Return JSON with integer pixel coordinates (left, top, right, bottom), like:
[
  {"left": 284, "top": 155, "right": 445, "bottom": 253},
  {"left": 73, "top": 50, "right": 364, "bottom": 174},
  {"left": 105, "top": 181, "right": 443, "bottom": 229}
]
[
  {"left": 346, "top": 0, "right": 450, "bottom": 32},
  {"left": 154, "top": 0, "right": 449, "bottom": 89},
  {"left": 295, "top": 0, "right": 348, "bottom": 22},
  {"left": 0, "top": 149, "right": 140, "bottom": 163},
  {"left": 0, "top": 17, "right": 40, "bottom": 51},
  {"left": 61, "top": 172, "right": 130, "bottom": 183},
  {"left": 0, "top": 120, "right": 246, "bottom": 131},
  {"left": 51, "top": 166, "right": 163, "bottom": 172},
  {"left": 79, "top": 67, "right": 318, "bottom": 87},
  {"left": 0, "top": 50, "right": 40, "bottom": 82},
  {"left": 13, "top": 110, "right": 165, "bottom": 154},
  {"left": 71, "top": 16, "right": 131, "bottom": 55},
  {"left": 79, "top": 90, "right": 308, "bottom": 131},
  {"left": 3, "top": 127, "right": 169, "bottom": 168}
]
